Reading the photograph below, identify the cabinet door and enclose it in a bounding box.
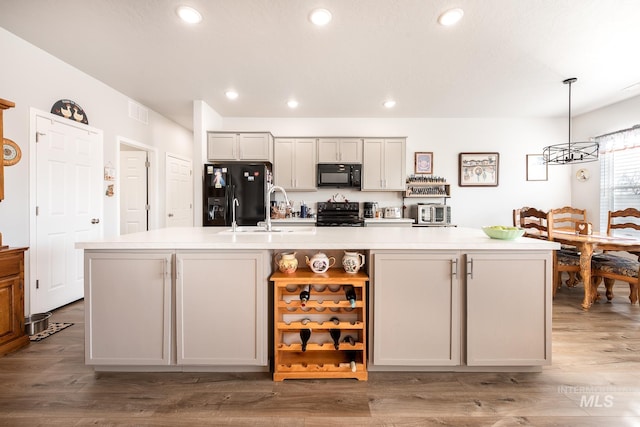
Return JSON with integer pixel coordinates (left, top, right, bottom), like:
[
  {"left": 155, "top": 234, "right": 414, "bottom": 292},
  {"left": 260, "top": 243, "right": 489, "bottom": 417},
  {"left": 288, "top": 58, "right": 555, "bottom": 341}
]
[
  {"left": 317, "top": 138, "right": 340, "bottom": 163},
  {"left": 339, "top": 138, "right": 363, "bottom": 163},
  {"left": 382, "top": 139, "right": 406, "bottom": 190},
  {"left": 84, "top": 252, "right": 173, "bottom": 365},
  {"left": 372, "top": 251, "right": 461, "bottom": 366},
  {"left": 362, "top": 139, "right": 384, "bottom": 190},
  {"left": 0, "top": 276, "right": 22, "bottom": 345},
  {"left": 273, "top": 138, "right": 295, "bottom": 188},
  {"left": 466, "top": 252, "right": 551, "bottom": 366},
  {"left": 292, "top": 138, "right": 317, "bottom": 190},
  {"left": 176, "top": 251, "right": 269, "bottom": 366},
  {"left": 207, "top": 133, "right": 237, "bottom": 161},
  {"left": 238, "top": 133, "right": 271, "bottom": 161}
]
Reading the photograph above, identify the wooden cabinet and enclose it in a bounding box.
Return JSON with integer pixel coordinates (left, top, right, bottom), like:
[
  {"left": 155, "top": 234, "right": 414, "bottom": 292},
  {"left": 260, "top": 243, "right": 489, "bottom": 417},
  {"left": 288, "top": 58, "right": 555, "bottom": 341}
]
[
  {"left": 0, "top": 98, "right": 15, "bottom": 202},
  {"left": 175, "top": 251, "right": 269, "bottom": 366},
  {"left": 0, "top": 247, "right": 29, "bottom": 356},
  {"left": 273, "top": 138, "right": 317, "bottom": 191},
  {"left": 84, "top": 251, "right": 173, "bottom": 365},
  {"left": 465, "top": 251, "right": 551, "bottom": 366},
  {"left": 317, "top": 138, "right": 363, "bottom": 163},
  {"left": 207, "top": 132, "right": 273, "bottom": 162},
  {"left": 370, "top": 251, "right": 461, "bottom": 366},
  {"left": 362, "top": 138, "right": 406, "bottom": 191},
  {"left": 271, "top": 269, "right": 368, "bottom": 381}
]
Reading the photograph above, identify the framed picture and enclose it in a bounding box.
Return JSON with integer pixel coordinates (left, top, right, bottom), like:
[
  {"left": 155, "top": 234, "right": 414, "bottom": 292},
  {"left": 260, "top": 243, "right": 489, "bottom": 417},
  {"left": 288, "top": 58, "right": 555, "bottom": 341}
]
[
  {"left": 414, "top": 152, "right": 433, "bottom": 174},
  {"left": 526, "top": 154, "right": 548, "bottom": 181},
  {"left": 458, "top": 152, "right": 499, "bottom": 187}
]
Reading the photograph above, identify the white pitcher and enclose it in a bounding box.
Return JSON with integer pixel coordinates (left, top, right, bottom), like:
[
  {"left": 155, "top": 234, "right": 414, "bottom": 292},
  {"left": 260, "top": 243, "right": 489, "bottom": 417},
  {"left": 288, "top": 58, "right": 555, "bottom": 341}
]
[{"left": 342, "top": 251, "right": 365, "bottom": 274}]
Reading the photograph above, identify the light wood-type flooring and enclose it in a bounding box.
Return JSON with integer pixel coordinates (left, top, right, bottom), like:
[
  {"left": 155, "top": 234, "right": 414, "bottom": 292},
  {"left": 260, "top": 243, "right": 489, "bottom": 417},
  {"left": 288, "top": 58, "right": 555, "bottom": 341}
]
[{"left": 1, "top": 282, "right": 639, "bottom": 426}]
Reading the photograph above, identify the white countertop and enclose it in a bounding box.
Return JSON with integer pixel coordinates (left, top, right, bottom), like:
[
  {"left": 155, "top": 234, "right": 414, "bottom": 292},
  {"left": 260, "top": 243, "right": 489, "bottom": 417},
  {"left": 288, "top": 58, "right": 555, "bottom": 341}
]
[{"left": 76, "top": 226, "right": 559, "bottom": 251}]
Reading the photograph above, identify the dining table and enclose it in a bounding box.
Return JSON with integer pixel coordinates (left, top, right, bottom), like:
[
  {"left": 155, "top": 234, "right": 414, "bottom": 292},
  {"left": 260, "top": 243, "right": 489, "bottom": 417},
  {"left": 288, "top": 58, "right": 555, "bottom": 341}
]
[{"left": 527, "top": 229, "right": 640, "bottom": 310}]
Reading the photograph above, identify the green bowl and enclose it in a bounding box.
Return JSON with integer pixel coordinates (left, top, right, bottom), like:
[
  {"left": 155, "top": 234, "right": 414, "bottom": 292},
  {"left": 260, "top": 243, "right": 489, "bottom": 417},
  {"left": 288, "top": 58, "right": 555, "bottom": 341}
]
[{"left": 482, "top": 226, "right": 525, "bottom": 240}]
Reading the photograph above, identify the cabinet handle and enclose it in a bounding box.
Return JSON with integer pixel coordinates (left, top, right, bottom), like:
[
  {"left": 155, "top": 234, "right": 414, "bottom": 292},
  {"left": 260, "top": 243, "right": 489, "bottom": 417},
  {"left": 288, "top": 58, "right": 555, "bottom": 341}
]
[
  {"left": 91, "top": 218, "right": 100, "bottom": 224},
  {"left": 467, "top": 258, "right": 474, "bottom": 279},
  {"left": 451, "top": 259, "right": 458, "bottom": 279}
]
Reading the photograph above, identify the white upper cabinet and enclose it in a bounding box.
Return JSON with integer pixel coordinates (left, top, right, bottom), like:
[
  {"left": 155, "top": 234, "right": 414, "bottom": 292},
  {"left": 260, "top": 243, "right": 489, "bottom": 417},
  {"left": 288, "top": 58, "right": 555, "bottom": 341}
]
[
  {"left": 207, "top": 132, "right": 273, "bottom": 162},
  {"left": 362, "top": 138, "right": 406, "bottom": 191},
  {"left": 273, "top": 138, "right": 317, "bottom": 191},
  {"left": 317, "top": 138, "right": 363, "bottom": 163}
]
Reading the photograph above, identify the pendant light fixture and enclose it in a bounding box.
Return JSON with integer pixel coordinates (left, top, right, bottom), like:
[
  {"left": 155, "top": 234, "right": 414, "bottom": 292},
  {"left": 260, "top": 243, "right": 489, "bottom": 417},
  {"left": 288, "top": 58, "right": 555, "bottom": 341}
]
[{"left": 543, "top": 78, "right": 599, "bottom": 165}]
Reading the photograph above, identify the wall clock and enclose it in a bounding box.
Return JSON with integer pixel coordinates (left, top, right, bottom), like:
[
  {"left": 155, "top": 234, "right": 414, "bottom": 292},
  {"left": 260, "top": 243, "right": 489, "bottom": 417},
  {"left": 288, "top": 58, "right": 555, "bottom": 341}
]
[
  {"left": 576, "top": 168, "right": 590, "bottom": 182},
  {"left": 3, "top": 138, "right": 21, "bottom": 166}
]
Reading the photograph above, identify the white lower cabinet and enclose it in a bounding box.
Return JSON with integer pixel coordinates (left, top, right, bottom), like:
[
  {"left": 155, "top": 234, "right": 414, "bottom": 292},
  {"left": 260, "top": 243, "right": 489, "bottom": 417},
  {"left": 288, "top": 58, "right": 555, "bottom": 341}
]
[
  {"left": 176, "top": 251, "right": 269, "bottom": 366},
  {"left": 85, "top": 251, "right": 173, "bottom": 365},
  {"left": 465, "top": 251, "right": 551, "bottom": 366},
  {"left": 371, "top": 251, "right": 461, "bottom": 366}
]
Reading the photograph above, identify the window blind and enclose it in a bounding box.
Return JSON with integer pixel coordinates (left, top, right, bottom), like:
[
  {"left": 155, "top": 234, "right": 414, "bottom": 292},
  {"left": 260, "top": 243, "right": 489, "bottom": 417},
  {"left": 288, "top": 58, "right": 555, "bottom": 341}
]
[{"left": 597, "top": 126, "right": 640, "bottom": 236}]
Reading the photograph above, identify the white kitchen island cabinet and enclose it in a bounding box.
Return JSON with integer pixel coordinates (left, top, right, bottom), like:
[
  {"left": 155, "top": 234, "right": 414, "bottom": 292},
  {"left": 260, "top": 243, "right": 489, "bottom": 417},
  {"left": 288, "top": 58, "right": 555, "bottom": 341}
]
[
  {"left": 465, "top": 251, "right": 552, "bottom": 366},
  {"left": 84, "top": 251, "right": 173, "bottom": 366},
  {"left": 77, "top": 226, "right": 558, "bottom": 373},
  {"left": 175, "top": 251, "right": 269, "bottom": 366},
  {"left": 370, "top": 251, "right": 461, "bottom": 367}
]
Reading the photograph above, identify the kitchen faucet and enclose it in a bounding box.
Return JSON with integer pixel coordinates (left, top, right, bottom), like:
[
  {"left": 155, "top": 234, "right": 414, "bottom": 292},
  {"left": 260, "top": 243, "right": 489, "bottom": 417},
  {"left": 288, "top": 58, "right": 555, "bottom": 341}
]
[
  {"left": 231, "top": 198, "right": 239, "bottom": 231},
  {"left": 264, "top": 185, "right": 290, "bottom": 231}
]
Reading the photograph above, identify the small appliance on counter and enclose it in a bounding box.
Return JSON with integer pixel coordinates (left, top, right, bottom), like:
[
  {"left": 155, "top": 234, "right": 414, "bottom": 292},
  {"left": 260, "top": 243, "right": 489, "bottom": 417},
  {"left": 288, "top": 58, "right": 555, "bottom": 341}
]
[
  {"left": 363, "top": 202, "right": 378, "bottom": 218},
  {"left": 383, "top": 207, "right": 402, "bottom": 219},
  {"left": 413, "top": 203, "right": 451, "bottom": 225}
]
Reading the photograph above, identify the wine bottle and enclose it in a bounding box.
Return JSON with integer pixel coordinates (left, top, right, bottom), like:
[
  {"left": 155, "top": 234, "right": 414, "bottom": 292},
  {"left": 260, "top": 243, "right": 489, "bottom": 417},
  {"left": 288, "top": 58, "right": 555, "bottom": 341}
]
[
  {"left": 299, "top": 284, "right": 310, "bottom": 307},
  {"left": 329, "top": 317, "right": 341, "bottom": 350},
  {"left": 344, "top": 285, "right": 356, "bottom": 308},
  {"left": 343, "top": 337, "right": 357, "bottom": 372},
  {"left": 300, "top": 329, "right": 311, "bottom": 351}
]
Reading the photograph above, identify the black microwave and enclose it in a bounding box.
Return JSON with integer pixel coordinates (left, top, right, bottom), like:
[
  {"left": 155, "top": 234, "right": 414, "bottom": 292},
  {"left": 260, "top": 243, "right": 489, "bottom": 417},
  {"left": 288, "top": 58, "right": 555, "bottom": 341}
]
[{"left": 317, "top": 163, "right": 361, "bottom": 189}]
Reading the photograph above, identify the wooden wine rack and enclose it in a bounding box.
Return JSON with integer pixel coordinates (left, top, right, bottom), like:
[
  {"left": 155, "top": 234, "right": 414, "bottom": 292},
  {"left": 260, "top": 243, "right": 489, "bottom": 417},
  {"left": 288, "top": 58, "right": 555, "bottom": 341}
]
[{"left": 270, "top": 269, "right": 368, "bottom": 381}]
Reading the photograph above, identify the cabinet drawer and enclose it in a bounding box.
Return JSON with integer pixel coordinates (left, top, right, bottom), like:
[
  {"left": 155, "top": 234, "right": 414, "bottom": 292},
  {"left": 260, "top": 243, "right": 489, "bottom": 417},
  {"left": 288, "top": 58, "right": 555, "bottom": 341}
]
[{"left": 0, "top": 254, "right": 21, "bottom": 278}]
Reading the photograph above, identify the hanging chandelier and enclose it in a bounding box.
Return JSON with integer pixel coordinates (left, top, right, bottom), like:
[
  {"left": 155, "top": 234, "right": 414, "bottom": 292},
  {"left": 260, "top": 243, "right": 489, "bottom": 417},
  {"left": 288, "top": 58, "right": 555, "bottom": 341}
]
[{"left": 543, "top": 78, "right": 599, "bottom": 165}]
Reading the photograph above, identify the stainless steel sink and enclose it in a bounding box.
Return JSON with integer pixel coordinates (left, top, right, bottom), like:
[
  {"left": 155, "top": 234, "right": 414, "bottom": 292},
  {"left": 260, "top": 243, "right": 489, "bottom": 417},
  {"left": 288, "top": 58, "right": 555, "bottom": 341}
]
[{"left": 218, "top": 226, "right": 316, "bottom": 235}]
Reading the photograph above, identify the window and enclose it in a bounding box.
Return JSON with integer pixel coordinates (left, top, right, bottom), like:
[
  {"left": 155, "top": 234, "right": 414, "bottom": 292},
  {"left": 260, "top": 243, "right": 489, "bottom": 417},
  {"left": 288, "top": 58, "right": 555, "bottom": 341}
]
[{"left": 597, "top": 126, "right": 640, "bottom": 235}]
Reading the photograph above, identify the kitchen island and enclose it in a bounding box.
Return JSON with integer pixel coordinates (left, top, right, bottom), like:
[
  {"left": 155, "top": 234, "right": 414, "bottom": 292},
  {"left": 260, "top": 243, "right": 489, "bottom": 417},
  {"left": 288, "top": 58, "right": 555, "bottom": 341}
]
[{"left": 76, "top": 226, "right": 558, "bottom": 374}]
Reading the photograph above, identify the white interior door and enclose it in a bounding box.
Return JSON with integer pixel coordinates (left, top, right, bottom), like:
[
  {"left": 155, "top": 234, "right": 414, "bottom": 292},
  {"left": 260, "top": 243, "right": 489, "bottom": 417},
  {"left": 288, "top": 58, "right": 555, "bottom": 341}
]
[
  {"left": 120, "top": 150, "right": 148, "bottom": 234},
  {"left": 34, "top": 113, "right": 103, "bottom": 313},
  {"left": 166, "top": 154, "right": 193, "bottom": 227}
]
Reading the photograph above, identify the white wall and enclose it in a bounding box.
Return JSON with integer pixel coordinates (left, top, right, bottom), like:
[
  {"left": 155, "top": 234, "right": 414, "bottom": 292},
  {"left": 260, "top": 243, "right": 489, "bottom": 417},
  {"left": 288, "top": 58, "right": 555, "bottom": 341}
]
[
  {"left": 573, "top": 95, "right": 640, "bottom": 230},
  {"left": 0, "top": 27, "right": 193, "bottom": 244},
  {"left": 221, "top": 117, "right": 572, "bottom": 228}
]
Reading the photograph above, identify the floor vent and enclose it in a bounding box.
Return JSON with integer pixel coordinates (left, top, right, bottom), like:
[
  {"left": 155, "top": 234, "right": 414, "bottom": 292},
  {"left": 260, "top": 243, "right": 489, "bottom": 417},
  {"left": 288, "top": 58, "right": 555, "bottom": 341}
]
[{"left": 128, "top": 100, "right": 149, "bottom": 125}]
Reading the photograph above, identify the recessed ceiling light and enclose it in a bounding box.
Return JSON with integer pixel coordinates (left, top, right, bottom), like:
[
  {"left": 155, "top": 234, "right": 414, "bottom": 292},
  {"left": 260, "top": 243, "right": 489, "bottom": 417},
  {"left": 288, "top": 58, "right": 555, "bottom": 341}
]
[
  {"left": 225, "top": 90, "right": 239, "bottom": 100},
  {"left": 309, "top": 8, "right": 332, "bottom": 26},
  {"left": 383, "top": 100, "right": 396, "bottom": 108},
  {"left": 287, "top": 100, "right": 299, "bottom": 109},
  {"left": 438, "top": 8, "right": 464, "bottom": 26},
  {"left": 176, "top": 6, "right": 203, "bottom": 24}
]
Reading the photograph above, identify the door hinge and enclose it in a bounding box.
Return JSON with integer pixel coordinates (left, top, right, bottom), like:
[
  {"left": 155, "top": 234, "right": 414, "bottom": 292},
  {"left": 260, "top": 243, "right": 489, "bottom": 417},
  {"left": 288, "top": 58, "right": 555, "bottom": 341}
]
[
  {"left": 36, "top": 279, "right": 39, "bottom": 289},
  {"left": 145, "top": 160, "right": 150, "bottom": 168},
  {"left": 145, "top": 204, "right": 150, "bottom": 211},
  {"left": 35, "top": 206, "right": 39, "bottom": 216}
]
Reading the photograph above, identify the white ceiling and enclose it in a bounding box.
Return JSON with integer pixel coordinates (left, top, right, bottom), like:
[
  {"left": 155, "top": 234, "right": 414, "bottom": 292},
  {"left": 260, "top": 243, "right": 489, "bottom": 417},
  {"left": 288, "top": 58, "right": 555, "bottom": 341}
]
[{"left": 1, "top": 0, "right": 640, "bottom": 130}]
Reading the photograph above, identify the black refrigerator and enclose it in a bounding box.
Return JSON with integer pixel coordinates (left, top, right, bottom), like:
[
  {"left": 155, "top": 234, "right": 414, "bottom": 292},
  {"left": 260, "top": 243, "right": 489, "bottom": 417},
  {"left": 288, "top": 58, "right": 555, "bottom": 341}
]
[{"left": 203, "top": 162, "right": 272, "bottom": 227}]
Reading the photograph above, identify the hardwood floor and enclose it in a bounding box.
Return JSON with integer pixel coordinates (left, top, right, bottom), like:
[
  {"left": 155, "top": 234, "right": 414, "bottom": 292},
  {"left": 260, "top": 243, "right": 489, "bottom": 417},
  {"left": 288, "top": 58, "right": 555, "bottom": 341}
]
[{"left": 1, "top": 282, "right": 639, "bottom": 426}]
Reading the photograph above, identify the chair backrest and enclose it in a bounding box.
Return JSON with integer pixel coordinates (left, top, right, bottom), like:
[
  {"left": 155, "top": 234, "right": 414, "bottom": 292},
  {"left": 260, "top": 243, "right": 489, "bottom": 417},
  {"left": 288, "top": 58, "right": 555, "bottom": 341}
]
[
  {"left": 607, "top": 208, "right": 640, "bottom": 235},
  {"left": 548, "top": 206, "right": 587, "bottom": 235},
  {"left": 517, "top": 207, "right": 548, "bottom": 238}
]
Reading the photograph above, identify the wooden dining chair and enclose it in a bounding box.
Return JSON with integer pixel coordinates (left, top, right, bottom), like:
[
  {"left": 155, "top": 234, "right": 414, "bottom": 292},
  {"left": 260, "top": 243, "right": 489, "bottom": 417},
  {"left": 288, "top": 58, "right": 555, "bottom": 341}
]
[
  {"left": 591, "top": 208, "right": 640, "bottom": 304},
  {"left": 514, "top": 206, "right": 581, "bottom": 297},
  {"left": 547, "top": 208, "right": 585, "bottom": 296}
]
